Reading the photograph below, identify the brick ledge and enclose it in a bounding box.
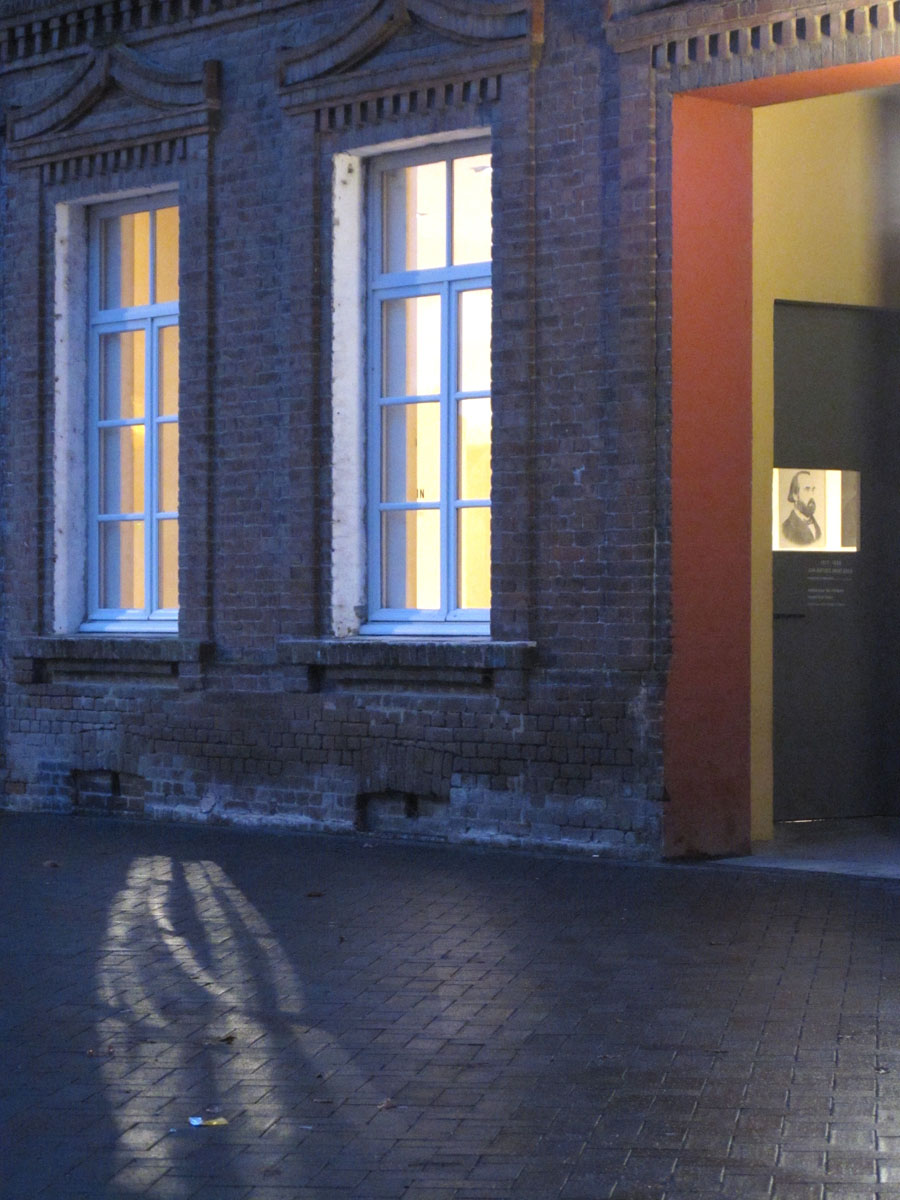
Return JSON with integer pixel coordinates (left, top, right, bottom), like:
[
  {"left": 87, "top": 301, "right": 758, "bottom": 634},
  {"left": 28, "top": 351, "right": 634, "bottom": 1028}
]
[
  {"left": 276, "top": 637, "right": 536, "bottom": 671},
  {"left": 13, "top": 635, "right": 208, "bottom": 663}
]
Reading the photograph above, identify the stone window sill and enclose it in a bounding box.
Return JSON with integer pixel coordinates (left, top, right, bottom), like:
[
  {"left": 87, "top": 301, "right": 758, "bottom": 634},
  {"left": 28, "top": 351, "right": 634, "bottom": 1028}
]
[
  {"left": 276, "top": 637, "right": 536, "bottom": 696},
  {"left": 11, "top": 635, "right": 211, "bottom": 685}
]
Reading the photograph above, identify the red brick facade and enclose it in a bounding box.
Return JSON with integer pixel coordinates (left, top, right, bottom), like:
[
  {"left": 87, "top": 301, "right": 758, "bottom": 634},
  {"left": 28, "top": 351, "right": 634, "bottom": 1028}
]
[{"left": 0, "top": 0, "right": 887, "bottom": 856}]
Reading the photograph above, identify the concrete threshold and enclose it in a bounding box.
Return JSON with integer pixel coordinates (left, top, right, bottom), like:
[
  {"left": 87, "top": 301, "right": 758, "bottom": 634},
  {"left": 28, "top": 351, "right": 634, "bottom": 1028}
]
[{"left": 717, "top": 815, "right": 900, "bottom": 879}]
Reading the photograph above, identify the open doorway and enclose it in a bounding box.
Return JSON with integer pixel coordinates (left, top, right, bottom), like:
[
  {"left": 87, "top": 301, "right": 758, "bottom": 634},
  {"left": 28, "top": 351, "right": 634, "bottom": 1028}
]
[{"left": 665, "top": 63, "right": 900, "bottom": 857}]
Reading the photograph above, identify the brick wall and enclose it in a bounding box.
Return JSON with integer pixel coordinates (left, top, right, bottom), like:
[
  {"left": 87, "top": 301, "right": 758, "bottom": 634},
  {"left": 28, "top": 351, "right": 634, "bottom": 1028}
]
[{"left": 0, "top": 0, "right": 667, "bottom": 857}]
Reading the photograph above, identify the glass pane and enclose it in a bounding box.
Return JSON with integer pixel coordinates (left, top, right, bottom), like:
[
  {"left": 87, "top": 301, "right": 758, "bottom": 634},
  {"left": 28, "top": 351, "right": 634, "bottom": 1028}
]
[
  {"left": 158, "top": 423, "right": 178, "bottom": 513},
  {"left": 382, "top": 403, "right": 440, "bottom": 502},
  {"left": 458, "top": 397, "right": 491, "bottom": 501},
  {"left": 157, "top": 519, "right": 178, "bottom": 610},
  {"left": 382, "top": 295, "right": 441, "bottom": 397},
  {"left": 382, "top": 161, "right": 446, "bottom": 272},
  {"left": 458, "top": 289, "right": 492, "bottom": 393},
  {"left": 155, "top": 207, "right": 179, "bottom": 303},
  {"left": 452, "top": 154, "right": 492, "bottom": 265},
  {"left": 100, "top": 331, "right": 146, "bottom": 420},
  {"left": 381, "top": 509, "right": 440, "bottom": 610},
  {"left": 158, "top": 326, "right": 179, "bottom": 416},
  {"left": 100, "top": 520, "right": 144, "bottom": 610},
  {"left": 457, "top": 507, "right": 491, "bottom": 609},
  {"left": 101, "top": 211, "right": 150, "bottom": 309},
  {"left": 100, "top": 426, "right": 145, "bottom": 514}
]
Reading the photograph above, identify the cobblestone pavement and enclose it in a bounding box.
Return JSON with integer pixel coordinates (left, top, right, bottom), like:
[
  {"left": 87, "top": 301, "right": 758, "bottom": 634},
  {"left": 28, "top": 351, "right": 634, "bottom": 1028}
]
[{"left": 4, "top": 815, "right": 900, "bottom": 1199}]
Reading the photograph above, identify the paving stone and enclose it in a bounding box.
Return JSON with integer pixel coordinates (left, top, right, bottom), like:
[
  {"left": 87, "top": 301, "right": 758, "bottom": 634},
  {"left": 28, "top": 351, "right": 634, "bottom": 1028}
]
[{"left": 6, "top": 814, "right": 900, "bottom": 1198}]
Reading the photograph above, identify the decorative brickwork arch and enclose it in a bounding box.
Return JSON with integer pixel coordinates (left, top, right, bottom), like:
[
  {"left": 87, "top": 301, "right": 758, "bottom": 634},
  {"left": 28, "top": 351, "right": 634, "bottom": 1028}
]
[{"left": 8, "top": 42, "right": 219, "bottom": 149}]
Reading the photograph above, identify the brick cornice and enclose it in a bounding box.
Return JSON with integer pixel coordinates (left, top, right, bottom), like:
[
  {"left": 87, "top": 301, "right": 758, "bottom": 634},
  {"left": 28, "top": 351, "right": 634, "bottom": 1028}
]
[
  {"left": 0, "top": 0, "right": 304, "bottom": 74},
  {"left": 607, "top": 0, "right": 900, "bottom": 71},
  {"left": 607, "top": 0, "right": 818, "bottom": 47}
]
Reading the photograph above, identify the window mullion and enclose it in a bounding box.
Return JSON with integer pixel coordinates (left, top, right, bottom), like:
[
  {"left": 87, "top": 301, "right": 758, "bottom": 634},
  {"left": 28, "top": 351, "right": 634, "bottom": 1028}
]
[
  {"left": 443, "top": 161, "right": 454, "bottom": 622},
  {"left": 87, "top": 219, "right": 99, "bottom": 619},
  {"left": 369, "top": 163, "right": 383, "bottom": 615},
  {"left": 146, "top": 318, "right": 157, "bottom": 617},
  {"left": 87, "top": 327, "right": 100, "bottom": 617},
  {"left": 368, "top": 282, "right": 383, "bottom": 617},
  {"left": 148, "top": 208, "right": 157, "bottom": 613},
  {"left": 443, "top": 280, "right": 456, "bottom": 622}
]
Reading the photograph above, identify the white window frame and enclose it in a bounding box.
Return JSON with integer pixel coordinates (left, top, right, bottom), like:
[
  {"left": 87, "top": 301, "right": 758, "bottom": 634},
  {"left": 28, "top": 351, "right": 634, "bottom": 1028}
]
[
  {"left": 362, "top": 140, "right": 492, "bottom": 637},
  {"left": 82, "top": 193, "right": 179, "bottom": 633}
]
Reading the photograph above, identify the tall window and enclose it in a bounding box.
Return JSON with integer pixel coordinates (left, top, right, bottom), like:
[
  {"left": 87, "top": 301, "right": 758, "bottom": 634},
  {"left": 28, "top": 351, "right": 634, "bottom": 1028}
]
[
  {"left": 85, "top": 197, "right": 179, "bottom": 631},
  {"left": 366, "top": 143, "right": 492, "bottom": 635}
]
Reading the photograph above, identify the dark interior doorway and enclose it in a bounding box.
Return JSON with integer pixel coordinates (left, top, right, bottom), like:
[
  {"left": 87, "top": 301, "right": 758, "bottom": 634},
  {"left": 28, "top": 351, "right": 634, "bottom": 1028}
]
[{"left": 773, "top": 301, "right": 900, "bottom": 821}]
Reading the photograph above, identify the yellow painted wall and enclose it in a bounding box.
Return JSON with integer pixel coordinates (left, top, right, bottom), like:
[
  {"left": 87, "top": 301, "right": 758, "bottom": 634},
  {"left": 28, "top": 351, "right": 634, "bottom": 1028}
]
[{"left": 751, "top": 90, "right": 892, "bottom": 838}]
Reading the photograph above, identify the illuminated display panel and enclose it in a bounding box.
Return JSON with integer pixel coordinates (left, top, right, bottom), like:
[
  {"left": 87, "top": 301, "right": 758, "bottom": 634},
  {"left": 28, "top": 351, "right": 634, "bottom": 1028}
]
[{"left": 772, "top": 468, "right": 859, "bottom": 552}]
